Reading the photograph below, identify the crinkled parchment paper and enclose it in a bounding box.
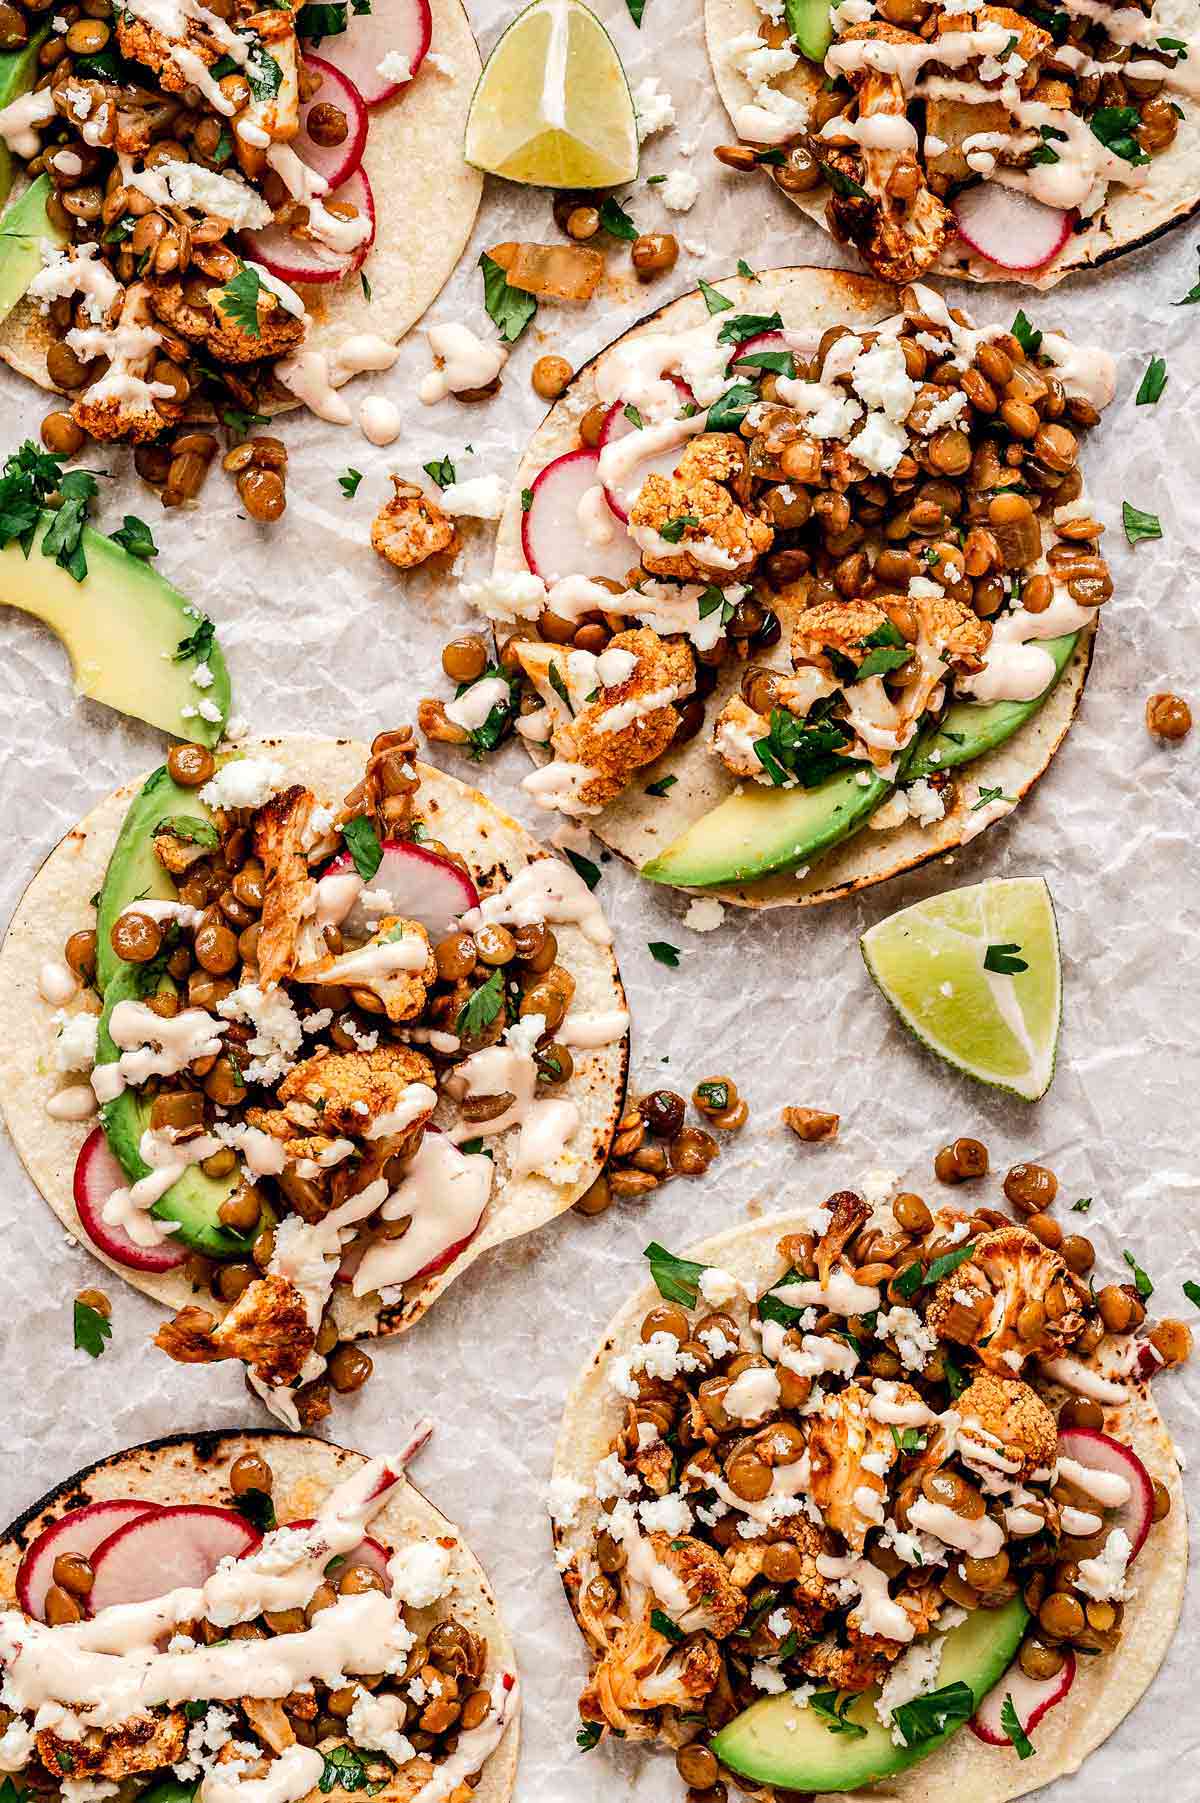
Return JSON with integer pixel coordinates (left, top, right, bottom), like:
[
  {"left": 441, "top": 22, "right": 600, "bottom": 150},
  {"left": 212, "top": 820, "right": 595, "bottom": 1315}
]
[{"left": 0, "top": 1, "right": 1198, "bottom": 1797}]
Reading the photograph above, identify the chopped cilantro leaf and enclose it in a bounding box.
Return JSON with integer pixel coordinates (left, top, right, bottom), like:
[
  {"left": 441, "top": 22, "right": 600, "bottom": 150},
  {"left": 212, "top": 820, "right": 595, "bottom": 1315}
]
[
  {"left": 1135, "top": 355, "right": 1167, "bottom": 405},
  {"left": 650, "top": 1608, "right": 683, "bottom": 1642},
  {"left": 521, "top": 487, "right": 534, "bottom": 511},
  {"left": 658, "top": 513, "right": 700, "bottom": 543},
  {"left": 1183, "top": 1280, "right": 1200, "bottom": 1309},
  {"left": 564, "top": 848, "right": 601, "bottom": 890},
  {"left": 1123, "top": 1249, "right": 1153, "bottom": 1298},
  {"left": 73, "top": 1298, "right": 111, "bottom": 1358},
  {"left": 479, "top": 251, "right": 537, "bottom": 344},
  {"left": 342, "top": 815, "right": 382, "bottom": 881},
  {"left": 1089, "top": 106, "right": 1150, "bottom": 165},
  {"left": 1122, "top": 500, "right": 1162, "bottom": 546},
  {"left": 338, "top": 468, "right": 363, "bottom": 499},
  {"left": 174, "top": 616, "right": 216, "bottom": 664},
  {"left": 706, "top": 381, "right": 758, "bottom": 431},
  {"left": 42, "top": 468, "right": 100, "bottom": 582},
  {"left": 110, "top": 514, "right": 158, "bottom": 560},
  {"left": 892, "top": 1681, "right": 974, "bottom": 1748},
  {"left": 972, "top": 783, "right": 1015, "bottom": 811},
  {"left": 233, "top": 1487, "right": 276, "bottom": 1531},
  {"left": 698, "top": 277, "right": 735, "bottom": 314},
  {"left": 548, "top": 662, "right": 574, "bottom": 715},
  {"left": 599, "top": 195, "right": 638, "bottom": 241},
  {"left": 456, "top": 966, "right": 505, "bottom": 1038},
  {"left": 644, "top": 1241, "right": 707, "bottom": 1306},
  {"left": 645, "top": 774, "right": 677, "bottom": 796},
  {"left": 218, "top": 264, "right": 264, "bottom": 339},
  {"left": 623, "top": 402, "right": 645, "bottom": 430},
  {"left": 648, "top": 941, "right": 680, "bottom": 967},
  {"left": 810, "top": 1691, "right": 867, "bottom": 1738},
  {"left": 983, "top": 941, "right": 1028, "bottom": 975},
  {"left": 1000, "top": 1694, "right": 1036, "bottom": 1759},
  {"left": 423, "top": 453, "right": 457, "bottom": 489},
  {"left": 736, "top": 258, "right": 757, "bottom": 279},
  {"left": 1011, "top": 309, "right": 1043, "bottom": 357},
  {"left": 1072, "top": 1197, "right": 1092, "bottom": 1213}
]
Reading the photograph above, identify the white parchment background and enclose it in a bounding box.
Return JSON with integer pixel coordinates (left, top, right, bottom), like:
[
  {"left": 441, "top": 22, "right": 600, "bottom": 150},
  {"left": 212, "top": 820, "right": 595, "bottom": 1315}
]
[{"left": 1, "top": 0, "right": 1199, "bottom": 1795}]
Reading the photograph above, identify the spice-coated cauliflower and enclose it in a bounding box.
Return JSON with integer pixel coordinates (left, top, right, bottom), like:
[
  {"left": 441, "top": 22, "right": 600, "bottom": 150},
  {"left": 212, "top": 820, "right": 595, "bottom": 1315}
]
[
  {"left": 629, "top": 437, "right": 773, "bottom": 582},
  {"left": 37, "top": 1715, "right": 186, "bottom": 1781},
  {"left": 916, "top": 589, "right": 992, "bottom": 667},
  {"left": 955, "top": 1372, "right": 1059, "bottom": 1477},
  {"left": 821, "top": 64, "right": 952, "bottom": 283},
  {"left": 153, "top": 1273, "right": 315, "bottom": 1385},
  {"left": 791, "top": 598, "right": 897, "bottom": 672},
  {"left": 712, "top": 695, "right": 768, "bottom": 780},
  {"left": 807, "top": 1380, "right": 898, "bottom": 1553},
  {"left": 70, "top": 284, "right": 182, "bottom": 444},
  {"left": 926, "top": 1224, "right": 1089, "bottom": 1375},
  {"left": 276, "top": 1045, "right": 436, "bottom": 1137},
  {"left": 797, "top": 1634, "right": 894, "bottom": 1693},
  {"left": 371, "top": 478, "right": 459, "bottom": 570},
  {"left": 253, "top": 785, "right": 320, "bottom": 986},
  {"left": 295, "top": 918, "right": 439, "bottom": 1025}
]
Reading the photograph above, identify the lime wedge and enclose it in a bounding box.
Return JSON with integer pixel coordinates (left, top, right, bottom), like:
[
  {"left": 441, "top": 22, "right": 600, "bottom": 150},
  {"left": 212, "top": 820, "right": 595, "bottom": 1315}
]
[
  {"left": 464, "top": 0, "right": 638, "bottom": 188},
  {"left": 860, "top": 877, "right": 1061, "bottom": 1102}
]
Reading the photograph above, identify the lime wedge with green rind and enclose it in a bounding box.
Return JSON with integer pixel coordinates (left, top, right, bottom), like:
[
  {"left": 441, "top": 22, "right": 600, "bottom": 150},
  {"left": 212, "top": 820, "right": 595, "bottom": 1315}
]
[
  {"left": 860, "top": 876, "right": 1061, "bottom": 1101},
  {"left": 464, "top": 0, "right": 638, "bottom": 189}
]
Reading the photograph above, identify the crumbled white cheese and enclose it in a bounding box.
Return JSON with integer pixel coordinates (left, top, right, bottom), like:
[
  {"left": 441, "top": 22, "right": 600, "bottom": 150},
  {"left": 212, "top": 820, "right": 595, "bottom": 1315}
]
[
  {"left": 639, "top": 1492, "right": 694, "bottom": 1536},
  {"left": 388, "top": 1539, "right": 452, "bottom": 1608},
  {"left": 217, "top": 983, "right": 303, "bottom": 1085},
  {"left": 199, "top": 756, "right": 286, "bottom": 812},
  {"left": 659, "top": 170, "right": 700, "bottom": 212},
  {"left": 684, "top": 897, "right": 725, "bottom": 933},
  {"left": 438, "top": 474, "right": 507, "bottom": 519},
  {"left": 699, "top": 1265, "right": 744, "bottom": 1307},
  {"left": 699, "top": 1325, "right": 740, "bottom": 1359},
  {"left": 905, "top": 777, "right": 946, "bottom": 827},
  {"left": 875, "top": 1305, "right": 938, "bottom": 1372},
  {"left": 633, "top": 76, "right": 675, "bottom": 141},
  {"left": 851, "top": 339, "right": 917, "bottom": 424},
  {"left": 460, "top": 570, "right": 547, "bottom": 623},
  {"left": 594, "top": 1453, "right": 640, "bottom": 1502},
  {"left": 875, "top": 1638, "right": 945, "bottom": 1744},
  {"left": 751, "top": 1661, "right": 789, "bottom": 1694},
  {"left": 377, "top": 50, "right": 412, "bottom": 82},
  {"left": 53, "top": 1010, "right": 98, "bottom": 1073},
  {"left": 850, "top": 411, "right": 909, "bottom": 477},
  {"left": 1076, "top": 1528, "right": 1133, "bottom": 1602}
]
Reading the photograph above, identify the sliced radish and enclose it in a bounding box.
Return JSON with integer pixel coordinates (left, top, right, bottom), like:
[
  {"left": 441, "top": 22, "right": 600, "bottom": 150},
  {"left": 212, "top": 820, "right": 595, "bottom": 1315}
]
[
  {"left": 304, "top": 0, "right": 431, "bottom": 106},
  {"left": 74, "top": 1126, "right": 188, "bottom": 1274},
  {"left": 597, "top": 378, "right": 694, "bottom": 523},
  {"left": 952, "top": 183, "right": 1074, "bottom": 272},
  {"left": 1056, "top": 1428, "right": 1154, "bottom": 1562},
  {"left": 522, "top": 447, "right": 638, "bottom": 586},
  {"left": 728, "top": 329, "right": 806, "bottom": 376},
  {"left": 241, "top": 165, "right": 375, "bottom": 287},
  {"left": 322, "top": 840, "right": 478, "bottom": 940},
  {"left": 297, "top": 55, "right": 369, "bottom": 188},
  {"left": 286, "top": 1520, "right": 391, "bottom": 1588},
  {"left": 970, "top": 1649, "right": 1076, "bottom": 1746},
  {"left": 17, "top": 1500, "right": 159, "bottom": 1620},
  {"left": 88, "top": 1505, "right": 260, "bottom": 1613}
]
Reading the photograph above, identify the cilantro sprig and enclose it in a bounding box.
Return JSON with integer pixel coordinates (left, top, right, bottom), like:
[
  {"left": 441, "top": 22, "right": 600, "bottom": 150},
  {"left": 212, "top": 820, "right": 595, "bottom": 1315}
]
[
  {"left": 644, "top": 1241, "right": 707, "bottom": 1307},
  {"left": 479, "top": 251, "right": 537, "bottom": 344},
  {"left": 73, "top": 1298, "right": 111, "bottom": 1358},
  {"left": 456, "top": 967, "right": 505, "bottom": 1039}
]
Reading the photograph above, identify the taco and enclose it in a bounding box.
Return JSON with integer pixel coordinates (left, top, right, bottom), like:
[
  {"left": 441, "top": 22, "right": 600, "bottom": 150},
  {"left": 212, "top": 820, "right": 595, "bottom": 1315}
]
[
  {"left": 0, "top": 1426, "right": 519, "bottom": 1803},
  {"left": 0, "top": 0, "right": 481, "bottom": 445},
  {"left": 703, "top": 0, "right": 1200, "bottom": 288},
  {"left": 483, "top": 267, "right": 1113, "bottom": 909},
  {"left": 549, "top": 1167, "right": 1190, "bottom": 1797},
  {"left": 0, "top": 731, "right": 628, "bottom": 1426}
]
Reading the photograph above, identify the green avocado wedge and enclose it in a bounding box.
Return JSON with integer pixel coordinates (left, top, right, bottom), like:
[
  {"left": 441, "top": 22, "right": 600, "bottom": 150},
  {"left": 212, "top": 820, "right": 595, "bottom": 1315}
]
[
  {"left": 93, "top": 767, "right": 268, "bottom": 1260},
  {"left": 905, "top": 633, "right": 1078, "bottom": 781},
  {"left": 0, "top": 172, "right": 65, "bottom": 320},
  {"left": 711, "top": 1597, "right": 1029, "bottom": 1791},
  {"left": 785, "top": 0, "right": 834, "bottom": 61},
  {"left": 1, "top": 515, "right": 230, "bottom": 744},
  {"left": 641, "top": 764, "right": 892, "bottom": 889}
]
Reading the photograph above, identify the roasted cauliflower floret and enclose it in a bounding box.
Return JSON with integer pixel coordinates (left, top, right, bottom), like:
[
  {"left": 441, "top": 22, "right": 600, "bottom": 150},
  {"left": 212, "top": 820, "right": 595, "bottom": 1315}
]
[
  {"left": 153, "top": 1274, "right": 314, "bottom": 1386},
  {"left": 792, "top": 597, "right": 895, "bottom": 671},
  {"left": 276, "top": 1044, "right": 435, "bottom": 1137},
  {"left": 519, "top": 629, "right": 695, "bottom": 814},
  {"left": 807, "top": 1380, "right": 897, "bottom": 1553},
  {"left": 918, "top": 590, "right": 992, "bottom": 668},
  {"left": 38, "top": 1714, "right": 186, "bottom": 1780},
  {"left": 371, "top": 478, "right": 459, "bottom": 570},
  {"left": 956, "top": 1372, "right": 1058, "bottom": 1478},
  {"left": 253, "top": 784, "right": 320, "bottom": 986},
  {"left": 798, "top": 1634, "right": 894, "bottom": 1693},
  {"left": 677, "top": 431, "right": 748, "bottom": 485},
  {"left": 295, "top": 917, "right": 438, "bottom": 1024},
  {"left": 926, "top": 1224, "right": 1089, "bottom": 1375},
  {"left": 651, "top": 1533, "right": 748, "bottom": 1638},
  {"left": 712, "top": 695, "right": 768, "bottom": 780},
  {"left": 583, "top": 1619, "right": 723, "bottom": 1734},
  {"left": 115, "top": 13, "right": 216, "bottom": 93},
  {"left": 819, "top": 51, "right": 953, "bottom": 284},
  {"left": 69, "top": 283, "right": 182, "bottom": 443},
  {"left": 147, "top": 274, "right": 306, "bottom": 364},
  {"left": 629, "top": 453, "right": 773, "bottom": 582},
  {"left": 153, "top": 827, "right": 209, "bottom": 877}
]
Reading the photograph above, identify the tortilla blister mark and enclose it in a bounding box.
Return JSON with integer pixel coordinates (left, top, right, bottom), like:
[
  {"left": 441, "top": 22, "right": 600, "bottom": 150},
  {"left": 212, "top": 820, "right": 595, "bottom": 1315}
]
[
  {"left": 492, "top": 267, "right": 1094, "bottom": 910},
  {"left": 0, "top": 1429, "right": 519, "bottom": 1803},
  {"left": 702, "top": 0, "right": 1200, "bottom": 291},
  {"left": 550, "top": 1206, "right": 1187, "bottom": 1803},
  {"left": 0, "top": 736, "right": 629, "bottom": 1340},
  {"left": 0, "top": 0, "right": 483, "bottom": 404}
]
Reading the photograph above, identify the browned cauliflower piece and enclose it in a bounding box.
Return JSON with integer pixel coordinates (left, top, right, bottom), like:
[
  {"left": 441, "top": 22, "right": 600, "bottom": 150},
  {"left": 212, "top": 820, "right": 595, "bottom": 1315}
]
[
  {"left": 371, "top": 478, "right": 459, "bottom": 570},
  {"left": 926, "top": 1224, "right": 1089, "bottom": 1375},
  {"left": 792, "top": 597, "right": 895, "bottom": 671},
  {"left": 654, "top": 1533, "right": 747, "bottom": 1639},
  {"left": 253, "top": 784, "right": 319, "bottom": 986},
  {"left": 153, "top": 827, "right": 209, "bottom": 877},
  {"left": 153, "top": 1275, "right": 314, "bottom": 1386},
  {"left": 678, "top": 432, "right": 747, "bottom": 485},
  {"left": 712, "top": 695, "right": 768, "bottom": 780},
  {"left": 629, "top": 446, "right": 773, "bottom": 582},
  {"left": 70, "top": 283, "right": 183, "bottom": 444},
  {"left": 242, "top": 1699, "right": 295, "bottom": 1755},
  {"left": 807, "top": 1380, "right": 897, "bottom": 1553},
  {"left": 146, "top": 274, "right": 306, "bottom": 364},
  {"left": 956, "top": 1372, "right": 1058, "bottom": 1477},
  {"left": 116, "top": 13, "right": 216, "bottom": 92},
  {"left": 917, "top": 590, "right": 992, "bottom": 669},
  {"left": 798, "top": 1634, "right": 894, "bottom": 1693},
  {"left": 277, "top": 1044, "right": 436, "bottom": 1137},
  {"left": 38, "top": 1715, "right": 186, "bottom": 1780},
  {"left": 295, "top": 917, "right": 438, "bottom": 1024},
  {"left": 725, "top": 1516, "right": 837, "bottom": 1629}
]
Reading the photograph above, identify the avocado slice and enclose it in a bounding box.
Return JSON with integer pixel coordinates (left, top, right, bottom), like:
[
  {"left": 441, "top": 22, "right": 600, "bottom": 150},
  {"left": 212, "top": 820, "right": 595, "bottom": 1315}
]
[
  {"left": 785, "top": 0, "right": 833, "bottom": 62},
  {"left": 641, "top": 764, "right": 892, "bottom": 889},
  {"left": 905, "top": 633, "right": 1078, "bottom": 781},
  {"left": 93, "top": 767, "right": 267, "bottom": 1260},
  {"left": 0, "top": 172, "right": 65, "bottom": 321},
  {"left": 712, "top": 1597, "right": 1029, "bottom": 1791},
  {"left": 1, "top": 514, "right": 231, "bottom": 744}
]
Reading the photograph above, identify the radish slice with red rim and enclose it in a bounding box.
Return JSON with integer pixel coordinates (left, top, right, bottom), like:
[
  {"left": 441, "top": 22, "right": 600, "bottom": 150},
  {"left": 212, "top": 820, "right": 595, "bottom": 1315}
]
[
  {"left": 728, "top": 330, "right": 806, "bottom": 377},
  {"left": 297, "top": 55, "right": 369, "bottom": 188},
  {"left": 241, "top": 165, "right": 375, "bottom": 287},
  {"left": 952, "top": 183, "right": 1074, "bottom": 272},
  {"left": 303, "top": 0, "right": 431, "bottom": 105},
  {"left": 1056, "top": 1427, "right": 1154, "bottom": 1561},
  {"left": 286, "top": 1520, "right": 391, "bottom": 1589},
  {"left": 522, "top": 447, "right": 637, "bottom": 585},
  {"left": 17, "top": 1500, "right": 160, "bottom": 1620},
  {"left": 88, "top": 1505, "right": 261, "bottom": 1613},
  {"left": 322, "top": 840, "right": 478, "bottom": 940},
  {"left": 74, "top": 1126, "right": 188, "bottom": 1274},
  {"left": 597, "top": 378, "right": 696, "bottom": 523},
  {"left": 970, "top": 1649, "right": 1076, "bottom": 1745}
]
